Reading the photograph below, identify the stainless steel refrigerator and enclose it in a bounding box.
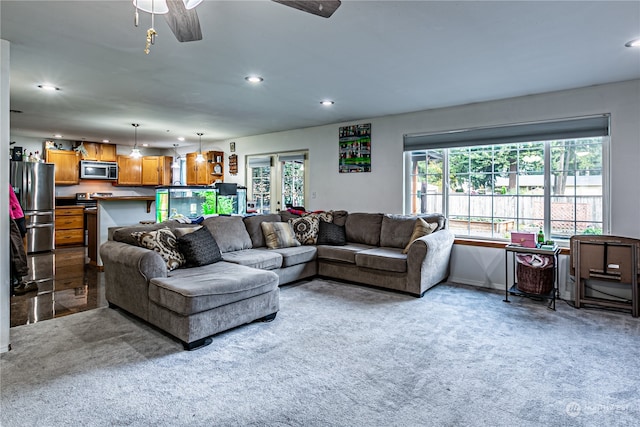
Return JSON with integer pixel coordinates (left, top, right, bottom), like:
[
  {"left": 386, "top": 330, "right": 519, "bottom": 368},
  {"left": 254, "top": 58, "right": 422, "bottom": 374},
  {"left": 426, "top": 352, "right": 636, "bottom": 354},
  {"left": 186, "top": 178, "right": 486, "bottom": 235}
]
[{"left": 10, "top": 161, "right": 55, "bottom": 253}]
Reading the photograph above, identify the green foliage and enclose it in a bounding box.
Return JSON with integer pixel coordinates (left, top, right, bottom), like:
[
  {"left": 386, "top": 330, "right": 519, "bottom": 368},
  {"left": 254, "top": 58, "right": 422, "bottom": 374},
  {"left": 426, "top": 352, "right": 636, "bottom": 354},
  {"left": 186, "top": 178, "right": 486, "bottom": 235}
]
[
  {"left": 200, "top": 191, "right": 217, "bottom": 215},
  {"left": 216, "top": 196, "right": 234, "bottom": 215}
]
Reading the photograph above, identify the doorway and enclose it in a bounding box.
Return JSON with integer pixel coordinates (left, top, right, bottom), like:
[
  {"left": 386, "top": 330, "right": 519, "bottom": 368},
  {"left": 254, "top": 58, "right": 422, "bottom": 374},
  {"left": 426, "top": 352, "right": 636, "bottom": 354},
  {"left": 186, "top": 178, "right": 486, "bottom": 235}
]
[{"left": 246, "top": 151, "right": 308, "bottom": 214}]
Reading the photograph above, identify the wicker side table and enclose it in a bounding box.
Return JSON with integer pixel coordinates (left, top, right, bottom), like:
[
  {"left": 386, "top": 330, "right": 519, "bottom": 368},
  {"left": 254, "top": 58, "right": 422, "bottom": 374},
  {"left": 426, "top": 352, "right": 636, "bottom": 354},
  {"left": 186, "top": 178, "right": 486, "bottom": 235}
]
[{"left": 504, "top": 244, "right": 560, "bottom": 310}]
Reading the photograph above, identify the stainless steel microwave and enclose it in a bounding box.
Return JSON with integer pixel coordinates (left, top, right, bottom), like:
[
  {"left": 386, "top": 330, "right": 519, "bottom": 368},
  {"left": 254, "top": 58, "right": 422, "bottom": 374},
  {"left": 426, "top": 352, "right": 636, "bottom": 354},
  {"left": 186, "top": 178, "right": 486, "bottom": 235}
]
[{"left": 80, "top": 160, "right": 118, "bottom": 180}]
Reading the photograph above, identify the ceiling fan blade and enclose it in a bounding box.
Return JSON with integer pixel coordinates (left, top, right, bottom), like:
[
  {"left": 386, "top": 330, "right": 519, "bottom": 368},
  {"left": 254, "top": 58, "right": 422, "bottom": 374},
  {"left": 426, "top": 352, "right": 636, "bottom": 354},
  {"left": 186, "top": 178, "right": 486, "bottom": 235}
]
[
  {"left": 272, "top": 0, "right": 342, "bottom": 18},
  {"left": 164, "top": 0, "right": 203, "bottom": 42}
]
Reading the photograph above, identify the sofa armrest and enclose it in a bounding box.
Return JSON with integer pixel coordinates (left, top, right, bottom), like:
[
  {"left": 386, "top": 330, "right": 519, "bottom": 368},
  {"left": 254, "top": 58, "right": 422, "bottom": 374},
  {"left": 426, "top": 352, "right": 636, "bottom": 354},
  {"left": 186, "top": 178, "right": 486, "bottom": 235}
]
[
  {"left": 406, "top": 229, "right": 455, "bottom": 295},
  {"left": 100, "top": 241, "right": 168, "bottom": 320},
  {"left": 100, "top": 241, "right": 168, "bottom": 282}
]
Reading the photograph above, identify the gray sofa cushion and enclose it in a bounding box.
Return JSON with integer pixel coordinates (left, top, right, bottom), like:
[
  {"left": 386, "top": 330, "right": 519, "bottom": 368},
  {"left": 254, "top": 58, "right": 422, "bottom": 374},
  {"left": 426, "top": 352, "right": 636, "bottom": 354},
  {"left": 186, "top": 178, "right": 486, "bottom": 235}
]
[
  {"left": 243, "top": 214, "right": 281, "bottom": 248},
  {"left": 222, "top": 249, "right": 283, "bottom": 270},
  {"left": 345, "top": 213, "right": 383, "bottom": 246},
  {"left": 149, "top": 261, "right": 279, "bottom": 316},
  {"left": 202, "top": 216, "right": 252, "bottom": 253},
  {"left": 355, "top": 247, "right": 407, "bottom": 273},
  {"left": 316, "top": 243, "right": 374, "bottom": 264},
  {"left": 269, "top": 245, "right": 317, "bottom": 267},
  {"left": 380, "top": 215, "right": 418, "bottom": 249}
]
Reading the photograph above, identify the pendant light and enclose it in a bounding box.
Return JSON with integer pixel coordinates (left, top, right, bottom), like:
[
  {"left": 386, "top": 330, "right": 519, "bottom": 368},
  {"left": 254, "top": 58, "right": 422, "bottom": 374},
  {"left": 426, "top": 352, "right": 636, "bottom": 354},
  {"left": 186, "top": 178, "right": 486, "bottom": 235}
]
[
  {"left": 171, "top": 143, "right": 181, "bottom": 169},
  {"left": 130, "top": 123, "right": 142, "bottom": 158},
  {"left": 195, "top": 132, "right": 205, "bottom": 162}
]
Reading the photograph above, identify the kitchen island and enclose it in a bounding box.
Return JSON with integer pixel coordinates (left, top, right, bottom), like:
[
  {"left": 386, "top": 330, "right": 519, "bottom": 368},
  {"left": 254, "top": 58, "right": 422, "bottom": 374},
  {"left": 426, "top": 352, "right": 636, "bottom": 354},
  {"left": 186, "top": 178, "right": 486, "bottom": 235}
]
[{"left": 92, "top": 195, "right": 156, "bottom": 268}]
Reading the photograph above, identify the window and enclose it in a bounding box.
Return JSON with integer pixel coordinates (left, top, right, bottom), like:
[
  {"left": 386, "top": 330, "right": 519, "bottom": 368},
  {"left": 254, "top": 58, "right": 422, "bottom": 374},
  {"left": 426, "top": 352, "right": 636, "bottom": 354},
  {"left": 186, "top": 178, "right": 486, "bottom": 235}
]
[
  {"left": 404, "top": 116, "right": 609, "bottom": 244},
  {"left": 246, "top": 151, "right": 308, "bottom": 214}
]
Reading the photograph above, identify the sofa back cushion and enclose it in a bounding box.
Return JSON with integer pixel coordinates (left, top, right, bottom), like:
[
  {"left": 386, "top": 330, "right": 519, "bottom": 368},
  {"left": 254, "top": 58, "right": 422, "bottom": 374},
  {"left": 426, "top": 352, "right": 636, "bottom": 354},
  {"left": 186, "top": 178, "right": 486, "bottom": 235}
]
[
  {"left": 345, "top": 213, "right": 383, "bottom": 246},
  {"left": 243, "top": 214, "right": 281, "bottom": 248},
  {"left": 380, "top": 215, "right": 419, "bottom": 249},
  {"left": 202, "top": 216, "right": 252, "bottom": 253}
]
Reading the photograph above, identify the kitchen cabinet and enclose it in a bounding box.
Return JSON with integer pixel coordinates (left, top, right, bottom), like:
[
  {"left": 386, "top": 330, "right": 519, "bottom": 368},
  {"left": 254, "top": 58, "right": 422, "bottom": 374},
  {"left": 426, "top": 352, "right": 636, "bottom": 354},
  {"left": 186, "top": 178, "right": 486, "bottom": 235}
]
[
  {"left": 78, "top": 142, "right": 117, "bottom": 162},
  {"left": 142, "top": 156, "right": 173, "bottom": 186},
  {"left": 45, "top": 149, "right": 80, "bottom": 185},
  {"left": 116, "top": 154, "right": 142, "bottom": 185},
  {"left": 209, "top": 151, "right": 224, "bottom": 183},
  {"left": 186, "top": 152, "right": 211, "bottom": 185},
  {"left": 55, "top": 206, "right": 85, "bottom": 247}
]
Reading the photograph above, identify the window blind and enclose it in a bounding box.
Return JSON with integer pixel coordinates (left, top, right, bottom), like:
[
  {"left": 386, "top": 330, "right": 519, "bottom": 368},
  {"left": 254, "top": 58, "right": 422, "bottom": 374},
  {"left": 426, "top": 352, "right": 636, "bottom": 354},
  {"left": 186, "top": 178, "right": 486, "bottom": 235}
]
[
  {"left": 279, "top": 153, "right": 306, "bottom": 163},
  {"left": 247, "top": 156, "right": 272, "bottom": 168},
  {"left": 403, "top": 115, "right": 610, "bottom": 151}
]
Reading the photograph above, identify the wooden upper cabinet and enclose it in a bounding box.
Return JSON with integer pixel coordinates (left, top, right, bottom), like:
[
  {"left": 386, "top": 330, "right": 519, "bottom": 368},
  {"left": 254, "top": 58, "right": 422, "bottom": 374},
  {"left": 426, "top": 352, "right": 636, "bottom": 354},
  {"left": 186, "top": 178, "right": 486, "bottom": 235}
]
[
  {"left": 78, "top": 142, "right": 117, "bottom": 161},
  {"left": 186, "top": 152, "right": 211, "bottom": 185},
  {"left": 45, "top": 149, "right": 79, "bottom": 185},
  {"left": 99, "top": 144, "right": 117, "bottom": 162},
  {"left": 141, "top": 156, "right": 172, "bottom": 186},
  {"left": 116, "top": 154, "right": 142, "bottom": 185}
]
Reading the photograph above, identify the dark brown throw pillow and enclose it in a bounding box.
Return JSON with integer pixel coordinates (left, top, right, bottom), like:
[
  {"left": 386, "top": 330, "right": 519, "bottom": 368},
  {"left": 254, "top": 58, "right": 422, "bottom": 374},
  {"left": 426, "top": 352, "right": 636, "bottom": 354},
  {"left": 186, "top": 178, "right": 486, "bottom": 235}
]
[
  {"left": 317, "top": 220, "right": 346, "bottom": 246},
  {"left": 177, "top": 227, "right": 223, "bottom": 268}
]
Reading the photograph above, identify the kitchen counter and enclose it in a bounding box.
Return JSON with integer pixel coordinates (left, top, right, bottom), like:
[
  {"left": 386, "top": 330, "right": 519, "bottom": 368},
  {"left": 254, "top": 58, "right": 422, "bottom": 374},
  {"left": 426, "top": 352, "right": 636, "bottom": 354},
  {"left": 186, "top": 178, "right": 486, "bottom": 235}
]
[
  {"left": 93, "top": 196, "right": 156, "bottom": 268},
  {"left": 92, "top": 195, "right": 155, "bottom": 213}
]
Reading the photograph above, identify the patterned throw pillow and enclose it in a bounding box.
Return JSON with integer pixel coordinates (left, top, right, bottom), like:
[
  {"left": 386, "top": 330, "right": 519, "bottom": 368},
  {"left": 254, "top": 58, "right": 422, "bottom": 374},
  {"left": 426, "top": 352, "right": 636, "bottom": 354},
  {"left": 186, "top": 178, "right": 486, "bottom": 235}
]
[
  {"left": 289, "top": 216, "right": 320, "bottom": 245},
  {"left": 131, "top": 228, "right": 185, "bottom": 271},
  {"left": 177, "top": 227, "right": 222, "bottom": 268},
  {"left": 402, "top": 218, "right": 438, "bottom": 254},
  {"left": 317, "top": 220, "right": 346, "bottom": 246},
  {"left": 261, "top": 222, "right": 301, "bottom": 249}
]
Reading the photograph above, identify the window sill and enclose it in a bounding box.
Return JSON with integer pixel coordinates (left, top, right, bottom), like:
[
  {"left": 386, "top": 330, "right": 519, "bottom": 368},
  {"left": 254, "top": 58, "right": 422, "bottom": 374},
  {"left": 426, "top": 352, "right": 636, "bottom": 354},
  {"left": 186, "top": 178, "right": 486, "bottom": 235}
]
[{"left": 454, "top": 237, "right": 570, "bottom": 256}]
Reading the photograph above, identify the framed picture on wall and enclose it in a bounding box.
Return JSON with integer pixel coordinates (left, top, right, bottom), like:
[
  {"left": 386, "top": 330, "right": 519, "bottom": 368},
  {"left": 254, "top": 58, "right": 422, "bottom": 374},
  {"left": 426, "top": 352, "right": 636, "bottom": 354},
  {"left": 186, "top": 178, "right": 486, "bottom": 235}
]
[
  {"left": 230, "top": 142, "right": 236, "bottom": 152},
  {"left": 339, "top": 123, "right": 371, "bottom": 173}
]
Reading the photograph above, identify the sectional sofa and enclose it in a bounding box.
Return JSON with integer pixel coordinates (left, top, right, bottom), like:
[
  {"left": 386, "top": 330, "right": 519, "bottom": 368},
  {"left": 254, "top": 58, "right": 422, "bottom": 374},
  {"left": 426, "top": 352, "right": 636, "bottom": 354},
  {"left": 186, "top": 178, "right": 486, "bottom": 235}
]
[{"left": 100, "top": 211, "right": 454, "bottom": 349}]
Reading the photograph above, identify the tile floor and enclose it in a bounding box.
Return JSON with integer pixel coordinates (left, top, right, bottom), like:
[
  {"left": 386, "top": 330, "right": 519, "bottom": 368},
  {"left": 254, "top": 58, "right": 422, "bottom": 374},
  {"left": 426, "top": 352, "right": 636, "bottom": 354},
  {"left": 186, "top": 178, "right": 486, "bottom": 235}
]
[{"left": 10, "top": 247, "right": 105, "bottom": 327}]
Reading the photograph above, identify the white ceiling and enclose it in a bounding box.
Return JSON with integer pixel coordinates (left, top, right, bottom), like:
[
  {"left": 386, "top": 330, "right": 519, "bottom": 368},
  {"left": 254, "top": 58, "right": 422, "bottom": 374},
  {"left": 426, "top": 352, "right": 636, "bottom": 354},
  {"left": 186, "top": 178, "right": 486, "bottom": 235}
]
[{"left": 1, "top": 0, "right": 639, "bottom": 149}]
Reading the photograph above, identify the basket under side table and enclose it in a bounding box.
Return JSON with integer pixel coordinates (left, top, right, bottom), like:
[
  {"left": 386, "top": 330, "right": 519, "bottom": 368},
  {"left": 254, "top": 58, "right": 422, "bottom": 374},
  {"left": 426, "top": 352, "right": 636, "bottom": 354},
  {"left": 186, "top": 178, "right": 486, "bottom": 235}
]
[{"left": 504, "top": 244, "right": 560, "bottom": 310}]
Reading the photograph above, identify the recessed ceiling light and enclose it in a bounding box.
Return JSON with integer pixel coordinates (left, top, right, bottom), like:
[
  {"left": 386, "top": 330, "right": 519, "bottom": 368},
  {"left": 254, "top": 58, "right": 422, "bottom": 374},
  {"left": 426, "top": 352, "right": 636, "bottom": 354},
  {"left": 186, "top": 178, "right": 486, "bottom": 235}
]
[
  {"left": 142, "top": 143, "right": 149, "bottom": 147},
  {"left": 320, "top": 100, "right": 335, "bottom": 106},
  {"left": 625, "top": 38, "right": 640, "bottom": 47},
  {"left": 178, "top": 137, "right": 185, "bottom": 141},
  {"left": 38, "top": 84, "right": 60, "bottom": 91},
  {"left": 102, "top": 139, "right": 110, "bottom": 143},
  {"left": 53, "top": 134, "right": 62, "bottom": 138},
  {"left": 245, "top": 76, "right": 264, "bottom": 83}
]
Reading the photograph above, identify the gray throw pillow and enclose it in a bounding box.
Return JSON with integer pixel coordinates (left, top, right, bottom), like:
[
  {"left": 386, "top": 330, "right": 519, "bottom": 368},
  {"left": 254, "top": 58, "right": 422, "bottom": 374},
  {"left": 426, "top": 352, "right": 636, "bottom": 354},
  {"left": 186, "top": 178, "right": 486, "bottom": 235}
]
[
  {"left": 317, "top": 221, "right": 346, "bottom": 246},
  {"left": 177, "top": 227, "right": 222, "bottom": 268}
]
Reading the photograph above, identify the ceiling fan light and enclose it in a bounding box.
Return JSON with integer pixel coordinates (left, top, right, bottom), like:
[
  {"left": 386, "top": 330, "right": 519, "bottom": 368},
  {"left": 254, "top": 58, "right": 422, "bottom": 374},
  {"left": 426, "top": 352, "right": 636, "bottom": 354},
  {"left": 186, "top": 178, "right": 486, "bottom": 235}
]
[
  {"left": 133, "top": 0, "right": 169, "bottom": 14},
  {"left": 195, "top": 153, "right": 205, "bottom": 162},
  {"left": 130, "top": 148, "right": 142, "bottom": 158},
  {"left": 183, "top": 0, "right": 204, "bottom": 10}
]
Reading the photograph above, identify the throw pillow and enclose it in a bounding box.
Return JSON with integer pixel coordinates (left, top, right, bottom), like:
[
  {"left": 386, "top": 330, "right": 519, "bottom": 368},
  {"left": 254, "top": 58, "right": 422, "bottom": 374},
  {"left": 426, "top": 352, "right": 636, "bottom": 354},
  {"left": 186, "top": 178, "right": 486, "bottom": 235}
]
[
  {"left": 316, "top": 220, "right": 346, "bottom": 246},
  {"left": 177, "top": 227, "right": 222, "bottom": 268},
  {"left": 261, "top": 222, "right": 301, "bottom": 249},
  {"left": 131, "top": 228, "right": 185, "bottom": 271},
  {"left": 289, "top": 215, "right": 320, "bottom": 245},
  {"left": 173, "top": 225, "right": 203, "bottom": 238},
  {"left": 402, "top": 218, "right": 437, "bottom": 254}
]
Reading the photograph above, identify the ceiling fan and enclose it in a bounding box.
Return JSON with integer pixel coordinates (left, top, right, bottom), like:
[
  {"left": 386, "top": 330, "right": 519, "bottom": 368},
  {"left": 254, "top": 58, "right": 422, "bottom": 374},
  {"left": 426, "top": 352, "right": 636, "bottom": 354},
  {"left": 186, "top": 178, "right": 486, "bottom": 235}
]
[{"left": 133, "top": 0, "right": 341, "bottom": 51}]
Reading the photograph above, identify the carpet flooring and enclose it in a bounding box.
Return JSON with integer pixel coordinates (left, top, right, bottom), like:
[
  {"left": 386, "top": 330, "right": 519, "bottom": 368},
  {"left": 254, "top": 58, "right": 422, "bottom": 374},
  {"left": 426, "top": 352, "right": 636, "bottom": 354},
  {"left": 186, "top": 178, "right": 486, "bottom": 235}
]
[{"left": 1, "top": 280, "right": 639, "bottom": 426}]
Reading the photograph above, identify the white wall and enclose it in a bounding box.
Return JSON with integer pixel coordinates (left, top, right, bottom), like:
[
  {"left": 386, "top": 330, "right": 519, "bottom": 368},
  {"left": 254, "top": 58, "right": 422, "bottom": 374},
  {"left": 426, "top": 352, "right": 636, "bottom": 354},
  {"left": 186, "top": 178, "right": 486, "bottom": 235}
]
[
  {"left": 1, "top": 40, "right": 10, "bottom": 352},
  {"left": 223, "top": 80, "right": 640, "bottom": 293}
]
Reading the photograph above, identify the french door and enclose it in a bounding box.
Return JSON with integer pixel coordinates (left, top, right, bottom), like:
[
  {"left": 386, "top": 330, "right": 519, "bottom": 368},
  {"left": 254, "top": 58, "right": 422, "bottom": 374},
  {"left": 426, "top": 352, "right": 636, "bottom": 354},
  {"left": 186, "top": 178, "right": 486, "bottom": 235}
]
[{"left": 246, "top": 151, "right": 308, "bottom": 214}]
